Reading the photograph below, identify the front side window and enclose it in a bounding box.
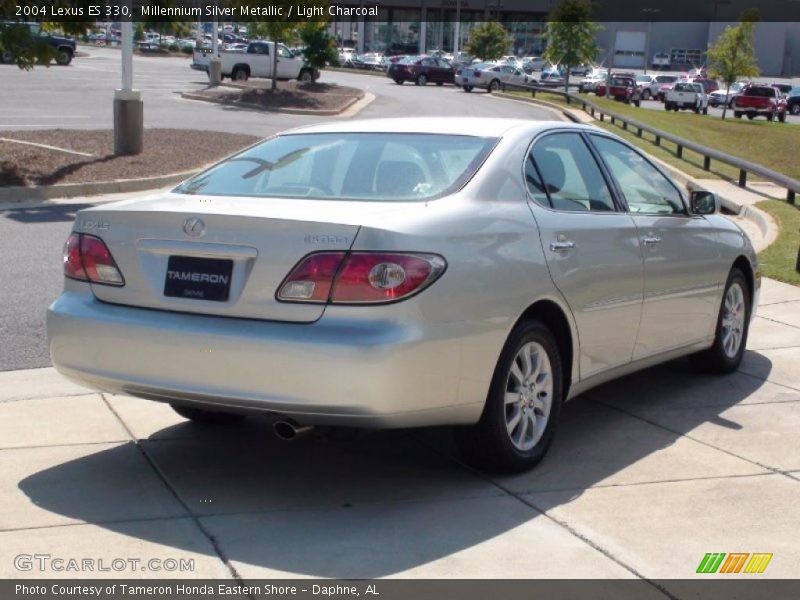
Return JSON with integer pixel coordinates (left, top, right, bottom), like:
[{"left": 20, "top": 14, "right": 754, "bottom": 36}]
[
  {"left": 174, "top": 133, "right": 497, "bottom": 202},
  {"left": 525, "top": 133, "right": 616, "bottom": 212},
  {"left": 590, "top": 136, "right": 685, "bottom": 215}
]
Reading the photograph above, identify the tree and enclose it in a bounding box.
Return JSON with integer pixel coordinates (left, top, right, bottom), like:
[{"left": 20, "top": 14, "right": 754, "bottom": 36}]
[
  {"left": 706, "top": 10, "right": 760, "bottom": 119},
  {"left": 464, "top": 22, "right": 510, "bottom": 62},
  {"left": 543, "top": 0, "right": 600, "bottom": 93},
  {"left": 298, "top": 21, "right": 337, "bottom": 73}
]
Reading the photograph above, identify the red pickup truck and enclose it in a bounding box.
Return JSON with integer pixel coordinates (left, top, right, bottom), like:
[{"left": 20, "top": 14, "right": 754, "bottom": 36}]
[
  {"left": 595, "top": 75, "right": 641, "bottom": 106},
  {"left": 733, "top": 85, "right": 788, "bottom": 122}
]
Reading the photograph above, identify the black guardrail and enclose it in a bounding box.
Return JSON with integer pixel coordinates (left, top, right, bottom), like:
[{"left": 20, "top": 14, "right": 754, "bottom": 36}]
[{"left": 503, "top": 83, "right": 799, "bottom": 205}]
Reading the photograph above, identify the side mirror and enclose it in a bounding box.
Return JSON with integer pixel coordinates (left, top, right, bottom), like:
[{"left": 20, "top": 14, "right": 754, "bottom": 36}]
[{"left": 690, "top": 190, "right": 719, "bottom": 215}]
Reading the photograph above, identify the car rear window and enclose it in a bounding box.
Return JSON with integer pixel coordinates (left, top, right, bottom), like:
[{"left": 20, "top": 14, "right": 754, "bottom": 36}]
[
  {"left": 744, "top": 87, "right": 776, "bottom": 97},
  {"left": 174, "top": 133, "right": 498, "bottom": 202}
]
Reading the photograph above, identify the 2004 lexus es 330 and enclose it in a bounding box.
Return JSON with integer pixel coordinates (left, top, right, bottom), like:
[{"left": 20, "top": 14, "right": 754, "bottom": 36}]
[{"left": 48, "top": 118, "right": 759, "bottom": 472}]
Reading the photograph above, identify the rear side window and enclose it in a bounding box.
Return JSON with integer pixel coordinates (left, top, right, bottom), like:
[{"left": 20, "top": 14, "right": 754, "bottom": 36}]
[
  {"left": 525, "top": 133, "right": 616, "bottom": 212},
  {"left": 174, "top": 133, "right": 497, "bottom": 202}
]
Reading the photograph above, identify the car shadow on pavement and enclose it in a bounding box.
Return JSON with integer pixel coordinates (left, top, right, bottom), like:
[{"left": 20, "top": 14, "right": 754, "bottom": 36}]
[
  {"left": 18, "top": 352, "right": 774, "bottom": 578},
  {"left": 2, "top": 203, "right": 93, "bottom": 224}
]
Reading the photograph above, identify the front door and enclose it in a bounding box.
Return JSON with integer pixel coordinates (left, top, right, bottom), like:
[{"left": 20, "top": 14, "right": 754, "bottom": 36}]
[
  {"left": 588, "top": 134, "right": 724, "bottom": 359},
  {"left": 525, "top": 131, "right": 645, "bottom": 379}
]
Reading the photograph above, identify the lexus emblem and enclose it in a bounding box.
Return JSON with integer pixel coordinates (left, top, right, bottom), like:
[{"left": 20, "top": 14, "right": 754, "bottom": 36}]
[{"left": 183, "top": 217, "right": 205, "bottom": 238}]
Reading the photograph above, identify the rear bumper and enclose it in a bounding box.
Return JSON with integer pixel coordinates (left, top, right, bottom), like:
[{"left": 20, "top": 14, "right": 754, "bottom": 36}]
[{"left": 47, "top": 291, "right": 484, "bottom": 428}]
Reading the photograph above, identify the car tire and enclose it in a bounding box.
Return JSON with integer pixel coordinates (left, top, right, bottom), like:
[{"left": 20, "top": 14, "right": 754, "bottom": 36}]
[
  {"left": 689, "top": 268, "right": 750, "bottom": 374},
  {"left": 734, "top": 111, "right": 742, "bottom": 118},
  {"left": 298, "top": 69, "right": 313, "bottom": 83},
  {"left": 170, "top": 404, "right": 245, "bottom": 424},
  {"left": 747, "top": 113, "right": 755, "bottom": 120},
  {"left": 642, "top": 89, "right": 651, "bottom": 100},
  {"left": 415, "top": 74, "right": 427, "bottom": 86},
  {"left": 232, "top": 67, "right": 248, "bottom": 82},
  {"left": 791, "top": 104, "right": 800, "bottom": 116},
  {"left": 463, "top": 85, "right": 473, "bottom": 92},
  {"left": 436, "top": 81, "right": 444, "bottom": 86},
  {"left": 779, "top": 112, "right": 787, "bottom": 123},
  {"left": 488, "top": 79, "right": 500, "bottom": 93},
  {"left": 664, "top": 102, "right": 673, "bottom": 111},
  {"left": 454, "top": 320, "right": 563, "bottom": 473},
  {"left": 55, "top": 48, "right": 73, "bottom": 66},
  {"left": 394, "top": 78, "right": 404, "bottom": 85},
  {"left": 767, "top": 113, "right": 774, "bottom": 121},
  {"left": 0, "top": 50, "right": 13, "bottom": 64}
]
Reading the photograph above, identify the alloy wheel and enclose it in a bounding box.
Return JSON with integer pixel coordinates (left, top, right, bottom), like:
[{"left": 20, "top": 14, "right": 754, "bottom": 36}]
[
  {"left": 504, "top": 342, "right": 553, "bottom": 451},
  {"left": 721, "top": 283, "right": 746, "bottom": 358}
]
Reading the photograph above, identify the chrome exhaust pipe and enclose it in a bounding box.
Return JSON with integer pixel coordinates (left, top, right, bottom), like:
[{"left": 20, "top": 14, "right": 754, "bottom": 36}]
[{"left": 273, "top": 419, "right": 314, "bottom": 441}]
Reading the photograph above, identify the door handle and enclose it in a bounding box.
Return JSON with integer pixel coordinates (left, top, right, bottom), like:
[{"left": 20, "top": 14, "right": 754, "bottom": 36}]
[
  {"left": 642, "top": 235, "right": 662, "bottom": 246},
  {"left": 550, "top": 240, "right": 575, "bottom": 251}
]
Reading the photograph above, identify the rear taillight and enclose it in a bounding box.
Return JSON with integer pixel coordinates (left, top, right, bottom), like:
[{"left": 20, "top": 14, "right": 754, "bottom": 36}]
[
  {"left": 277, "top": 252, "right": 446, "bottom": 305},
  {"left": 63, "top": 232, "right": 125, "bottom": 286}
]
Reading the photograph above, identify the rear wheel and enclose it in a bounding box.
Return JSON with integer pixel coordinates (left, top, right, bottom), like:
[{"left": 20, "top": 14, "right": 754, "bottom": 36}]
[
  {"left": 488, "top": 79, "right": 500, "bottom": 93},
  {"left": 171, "top": 404, "right": 245, "bottom": 425},
  {"left": 454, "top": 320, "right": 563, "bottom": 473},
  {"left": 690, "top": 268, "right": 750, "bottom": 374},
  {"left": 734, "top": 111, "right": 742, "bottom": 118},
  {"left": 791, "top": 104, "right": 800, "bottom": 116},
  {"left": 642, "top": 89, "right": 651, "bottom": 100},
  {"left": 55, "top": 48, "right": 73, "bottom": 65},
  {"left": 747, "top": 113, "right": 755, "bottom": 120},
  {"left": 436, "top": 81, "right": 444, "bottom": 86},
  {"left": 0, "top": 49, "right": 13, "bottom": 63},
  {"left": 232, "top": 67, "right": 248, "bottom": 82},
  {"left": 394, "top": 78, "right": 404, "bottom": 85}
]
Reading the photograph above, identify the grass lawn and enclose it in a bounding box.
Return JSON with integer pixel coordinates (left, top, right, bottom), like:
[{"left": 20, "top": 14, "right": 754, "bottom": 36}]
[
  {"left": 507, "top": 90, "right": 800, "bottom": 182},
  {"left": 756, "top": 200, "right": 800, "bottom": 285}
]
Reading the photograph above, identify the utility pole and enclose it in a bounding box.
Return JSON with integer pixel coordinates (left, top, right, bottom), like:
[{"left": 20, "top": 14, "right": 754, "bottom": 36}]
[
  {"left": 209, "top": 18, "right": 221, "bottom": 85},
  {"left": 454, "top": 0, "right": 461, "bottom": 58},
  {"left": 114, "top": 14, "right": 142, "bottom": 155}
]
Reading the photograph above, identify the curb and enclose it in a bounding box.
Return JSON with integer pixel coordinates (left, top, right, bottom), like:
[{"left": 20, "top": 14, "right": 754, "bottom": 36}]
[
  {"left": 494, "top": 92, "right": 590, "bottom": 124},
  {"left": 180, "top": 89, "right": 364, "bottom": 116},
  {"left": 0, "top": 169, "right": 197, "bottom": 203}
]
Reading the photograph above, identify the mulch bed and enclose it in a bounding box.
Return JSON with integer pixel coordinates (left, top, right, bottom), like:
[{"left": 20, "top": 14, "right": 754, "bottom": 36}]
[
  {"left": 0, "top": 129, "right": 259, "bottom": 187},
  {"left": 195, "top": 80, "right": 363, "bottom": 112}
]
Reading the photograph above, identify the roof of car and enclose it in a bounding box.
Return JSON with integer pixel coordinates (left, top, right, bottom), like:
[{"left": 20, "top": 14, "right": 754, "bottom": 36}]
[{"left": 287, "top": 118, "right": 569, "bottom": 138}]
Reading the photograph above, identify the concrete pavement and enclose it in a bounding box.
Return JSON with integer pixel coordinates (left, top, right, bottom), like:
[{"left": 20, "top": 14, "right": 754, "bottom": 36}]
[{"left": 1, "top": 278, "right": 798, "bottom": 583}]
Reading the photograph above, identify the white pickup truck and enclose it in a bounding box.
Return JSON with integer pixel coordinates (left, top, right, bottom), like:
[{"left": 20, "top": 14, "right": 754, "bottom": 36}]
[
  {"left": 192, "top": 41, "right": 316, "bottom": 83},
  {"left": 664, "top": 82, "right": 709, "bottom": 114}
]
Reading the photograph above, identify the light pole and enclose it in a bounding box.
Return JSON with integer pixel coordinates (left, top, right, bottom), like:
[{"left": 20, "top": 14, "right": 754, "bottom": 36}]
[
  {"left": 641, "top": 8, "right": 661, "bottom": 74},
  {"left": 114, "top": 14, "right": 143, "bottom": 156},
  {"left": 209, "top": 18, "right": 221, "bottom": 85},
  {"left": 454, "top": 1, "right": 461, "bottom": 58}
]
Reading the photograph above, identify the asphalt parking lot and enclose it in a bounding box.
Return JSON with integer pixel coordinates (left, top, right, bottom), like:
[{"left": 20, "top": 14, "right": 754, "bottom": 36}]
[{"left": 1, "top": 277, "right": 798, "bottom": 582}]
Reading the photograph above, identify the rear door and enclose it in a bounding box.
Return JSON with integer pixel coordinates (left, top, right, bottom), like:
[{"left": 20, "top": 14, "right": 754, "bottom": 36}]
[
  {"left": 588, "top": 134, "right": 724, "bottom": 359},
  {"left": 524, "top": 131, "right": 644, "bottom": 379}
]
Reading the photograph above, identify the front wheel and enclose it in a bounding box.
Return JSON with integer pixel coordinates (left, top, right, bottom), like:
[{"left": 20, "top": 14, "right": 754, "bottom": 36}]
[
  {"left": 415, "top": 74, "right": 428, "bottom": 86},
  {"left": 488, "top": 79, "right": 500, "bottom": 93},
  {"left": 734, "top": 111, "right": 742, "bottom": 118},
  {"left": 689, "top": 268, "right": 750, "bottom": 373},
  {"left": 232, "top": 67, "right": 248, "bottom": 82},
  {"left": 0, "top": 49, "right": 13, "bottom": 63},
  {"left": 171, "top": 404, "right": 245, "bottom": 425},
  {"left": 298, "top": 69, "right": 313, "bottom": 83},
  {"left": 454, "top": 320, "right": 563, "bottom": 473},
  {"left": 463, "top": 85, "right": 473, "bottom": 92},
  {"left": 791, "top": 104, "right": 800, "bottom": 116},
  {"left": 394, "top": 78, "right": 404, "bottom": 85},
  {"left": 642, "top": 89, "right": 651, "bottom": 100}
]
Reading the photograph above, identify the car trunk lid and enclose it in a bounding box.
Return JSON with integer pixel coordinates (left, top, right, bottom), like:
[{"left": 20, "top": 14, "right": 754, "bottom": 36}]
[{"left": 73, "top": 193, "right": 415, "bottom": 322}]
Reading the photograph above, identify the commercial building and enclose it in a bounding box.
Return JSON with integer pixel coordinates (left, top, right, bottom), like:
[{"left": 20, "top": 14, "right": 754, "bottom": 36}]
[{"left": 329, "top": 0, "right": 800, "bottom": 76}]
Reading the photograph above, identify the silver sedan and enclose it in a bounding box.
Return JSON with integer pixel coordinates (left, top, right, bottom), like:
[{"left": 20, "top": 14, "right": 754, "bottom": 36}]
[
  {"left": 455, "top": 63, "right": 534, "bottom": 92},
  {"left": 48, "top": 119, "right": 759, "bottom": 473}
]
